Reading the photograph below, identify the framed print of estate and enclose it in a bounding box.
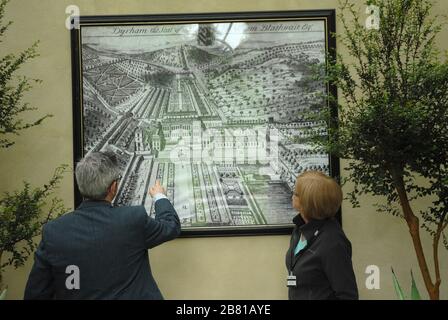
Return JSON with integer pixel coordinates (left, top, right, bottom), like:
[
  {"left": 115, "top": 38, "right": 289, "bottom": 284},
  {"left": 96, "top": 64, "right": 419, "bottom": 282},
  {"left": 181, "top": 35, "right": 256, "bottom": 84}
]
[{"left": 71, "top": 10, "right": 339, "bottom": 236}]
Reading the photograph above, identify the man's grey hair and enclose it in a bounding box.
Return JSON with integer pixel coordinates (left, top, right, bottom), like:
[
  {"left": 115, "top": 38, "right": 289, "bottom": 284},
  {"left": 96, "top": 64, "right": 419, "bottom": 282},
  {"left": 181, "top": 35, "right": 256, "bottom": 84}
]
[{"left": 75, "top": 151, "right": 121, "bottom": 200}]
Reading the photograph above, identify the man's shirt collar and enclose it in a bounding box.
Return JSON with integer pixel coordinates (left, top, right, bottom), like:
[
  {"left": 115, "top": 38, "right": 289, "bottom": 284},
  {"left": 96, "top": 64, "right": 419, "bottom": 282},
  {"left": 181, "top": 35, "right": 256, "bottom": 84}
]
[{"left": 77, "top": 200, "right": 113, "bottom": 209}]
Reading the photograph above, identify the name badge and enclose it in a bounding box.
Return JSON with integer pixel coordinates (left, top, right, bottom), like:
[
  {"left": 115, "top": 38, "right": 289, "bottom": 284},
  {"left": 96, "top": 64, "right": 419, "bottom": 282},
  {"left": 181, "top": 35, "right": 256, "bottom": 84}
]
[{"left": 287, "top": 274, "right": 297, "bottom": 287}]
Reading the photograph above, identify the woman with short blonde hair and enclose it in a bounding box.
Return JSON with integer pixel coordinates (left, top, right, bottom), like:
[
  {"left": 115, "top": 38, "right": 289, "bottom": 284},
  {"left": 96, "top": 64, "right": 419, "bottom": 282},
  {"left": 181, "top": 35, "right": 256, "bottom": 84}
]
[
  {"left": 293, "top": 171, "right": 343, "bottom": 220},
  {"left": 286, "top": 171, "right": 358, "bottom": 300}
]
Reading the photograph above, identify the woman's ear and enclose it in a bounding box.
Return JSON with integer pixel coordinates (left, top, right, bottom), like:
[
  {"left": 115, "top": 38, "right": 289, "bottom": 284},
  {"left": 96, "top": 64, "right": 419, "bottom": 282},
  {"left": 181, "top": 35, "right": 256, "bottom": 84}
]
[
  {"left": 294, "top": 197, "right": 305, "bottom": 214},
  {"left": 297, "top": 201, "right": 304, "bottom": 213},
  {"left": 292, "top": 195, "right": 300, "bottom": 211}
]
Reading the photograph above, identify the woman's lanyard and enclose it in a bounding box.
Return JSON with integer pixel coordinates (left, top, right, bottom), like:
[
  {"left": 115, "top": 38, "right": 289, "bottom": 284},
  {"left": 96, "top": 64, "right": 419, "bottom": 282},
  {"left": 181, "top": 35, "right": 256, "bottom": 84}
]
[{"left": 287, "top": 227, "right": 322, "bottom": 287}]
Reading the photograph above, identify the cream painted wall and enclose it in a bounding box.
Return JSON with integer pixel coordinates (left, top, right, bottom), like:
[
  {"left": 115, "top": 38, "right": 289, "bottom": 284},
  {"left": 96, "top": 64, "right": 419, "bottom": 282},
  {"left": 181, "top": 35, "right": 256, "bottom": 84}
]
[{"left": 1, "top": 0, "right": 447, "bottom": 300}]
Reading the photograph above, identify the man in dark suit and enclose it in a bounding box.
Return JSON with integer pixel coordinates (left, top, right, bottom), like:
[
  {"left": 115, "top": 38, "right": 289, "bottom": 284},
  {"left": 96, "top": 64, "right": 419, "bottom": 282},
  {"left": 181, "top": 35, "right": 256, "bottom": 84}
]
[{"left": 24, "top": 151, "right": 181, "bottom": 299}]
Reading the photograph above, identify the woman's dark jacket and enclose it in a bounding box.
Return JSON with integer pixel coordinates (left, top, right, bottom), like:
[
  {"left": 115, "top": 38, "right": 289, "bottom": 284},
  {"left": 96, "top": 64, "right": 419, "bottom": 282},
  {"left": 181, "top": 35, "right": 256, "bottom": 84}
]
[{"left": 285, "top": 214, "right": 358, "bottom": 300}]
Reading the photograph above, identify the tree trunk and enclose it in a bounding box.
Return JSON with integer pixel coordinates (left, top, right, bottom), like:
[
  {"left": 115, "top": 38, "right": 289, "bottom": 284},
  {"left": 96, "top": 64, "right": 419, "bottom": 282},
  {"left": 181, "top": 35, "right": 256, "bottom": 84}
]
[
  {"left": 432, "top": 216, "right": 445, "bottom": 299},
  {"left": 392, "top": 172, "right": 439, "bottom": 300},
  {"left": 0, "top": 250, "right": 3, "bottom": 291}
]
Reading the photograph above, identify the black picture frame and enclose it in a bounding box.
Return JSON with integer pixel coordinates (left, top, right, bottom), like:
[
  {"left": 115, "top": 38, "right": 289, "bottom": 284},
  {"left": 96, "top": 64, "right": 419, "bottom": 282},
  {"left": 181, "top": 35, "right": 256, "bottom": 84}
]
[{"left": 71, "top": 10, "right": 339, "bottom": 237}]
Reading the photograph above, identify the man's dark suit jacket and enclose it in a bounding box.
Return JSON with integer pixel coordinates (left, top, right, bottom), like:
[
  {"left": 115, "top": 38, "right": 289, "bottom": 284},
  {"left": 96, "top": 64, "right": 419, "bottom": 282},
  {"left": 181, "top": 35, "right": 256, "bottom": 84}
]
[{"left": 24, "top": 198, "right": 181, "bottom": 300}]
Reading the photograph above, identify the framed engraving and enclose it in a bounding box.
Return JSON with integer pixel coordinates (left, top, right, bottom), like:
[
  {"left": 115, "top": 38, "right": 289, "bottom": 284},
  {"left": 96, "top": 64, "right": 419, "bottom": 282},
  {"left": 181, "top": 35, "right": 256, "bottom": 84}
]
[{"left": 71, "top": 10, "right": 339, "bottom": 236}]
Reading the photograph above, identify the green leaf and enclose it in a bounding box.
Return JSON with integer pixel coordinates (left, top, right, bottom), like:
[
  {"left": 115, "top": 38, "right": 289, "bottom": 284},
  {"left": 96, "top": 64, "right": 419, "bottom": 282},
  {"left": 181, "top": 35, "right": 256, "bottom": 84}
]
[
  {"left": 410, "top": 270, "right": 422, "bottom": 300},
  {"left": 0, "top": 287, "right": 7, "bottom": 300},
  {"left": 391, "top": 267, "right": 406, "bottom": 300}
]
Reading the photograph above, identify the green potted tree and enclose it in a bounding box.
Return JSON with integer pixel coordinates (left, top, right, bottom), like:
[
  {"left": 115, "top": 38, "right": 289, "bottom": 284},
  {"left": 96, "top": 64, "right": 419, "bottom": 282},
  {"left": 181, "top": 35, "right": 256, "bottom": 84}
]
[
  {"left": 0, "top": 0, "right": 66, "bottom": 298},
  {"left": 309, "top": 0, "right": 448, "bottom": 299},
  {"left": 0, "top": 167, "right": 66, "bottom": 299}
]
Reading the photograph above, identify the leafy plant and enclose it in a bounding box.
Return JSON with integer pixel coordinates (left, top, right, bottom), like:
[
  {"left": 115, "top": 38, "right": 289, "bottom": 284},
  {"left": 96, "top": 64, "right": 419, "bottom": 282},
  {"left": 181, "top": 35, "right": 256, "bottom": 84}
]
[
  {"left": 0, "top": 165, "right": 67, "bottom": 291},
  {"left": 0, "top": 0, "right": 51, "bottom": 149},
  {"left": 391, "top": 268, "right": 422, "bottom": 300},
  {"left": 0, "top": 0, "right": 66, "bottom": 292},
  {"left": 308, "top": 0, "right": 448, "bottom": 299}
]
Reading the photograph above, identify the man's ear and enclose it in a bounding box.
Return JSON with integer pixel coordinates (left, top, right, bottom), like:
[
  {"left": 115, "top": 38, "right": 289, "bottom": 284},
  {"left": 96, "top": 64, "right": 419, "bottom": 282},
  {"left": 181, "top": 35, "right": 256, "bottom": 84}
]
[
  {"left": 107, "top": 180, "right": 117, "bottom": 196},
  {"left": 111, "top": 180, "right": 118, "bottom": 194},
  {"left": 104, "top": 180, "right": 118, "bottom": 202}
]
